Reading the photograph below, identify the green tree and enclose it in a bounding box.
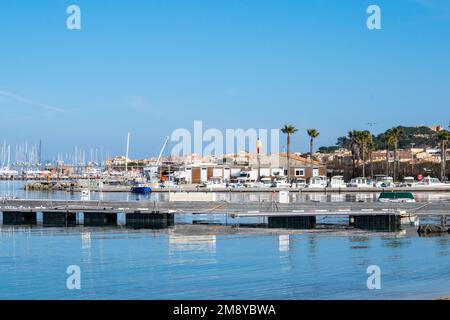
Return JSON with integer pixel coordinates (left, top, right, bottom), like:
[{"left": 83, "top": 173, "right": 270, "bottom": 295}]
[
  {"left": 386, "top": 127, "right": 404, "bottom": 182},
  {"left": 437, "top": 130, "right": 449, "bottom": 181},
  {"left": 307, "top": 129, "right": 320, "bottom": 173},
  {"left": 354, "top": 130, "right": 372, "bottom": 177},
  {"left": 347, "top": 130, "right": 360, "bottom": 178},
  {"left": 281, "top": 125, "right": 298, "bottom": 183},
  {"left": 380, "top": 130, "right": 394, "bottom": 176},
  {"left": 367, "top": 136, "right": 376, "bottom": 178}
]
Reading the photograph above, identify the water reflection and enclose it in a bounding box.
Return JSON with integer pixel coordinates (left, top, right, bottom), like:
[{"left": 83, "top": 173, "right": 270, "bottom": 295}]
[
  {"left": 81, "top": 230, "right": 91, "bottom": 250},
  {"left": 279, "top": 234, "right": 290, "bottom": 252},
  {"left": 2, "top": 181, "right": 450, "bottom": 203},
  {"left": 0, "top": 224, "right": 449, "bottom": 299},
  {"left": 169, "top": 232, "right": 217, "bottom": 254}
]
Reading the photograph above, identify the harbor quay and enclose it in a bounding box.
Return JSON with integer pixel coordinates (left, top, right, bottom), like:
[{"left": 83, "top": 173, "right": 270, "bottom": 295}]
[{"left": 19, "top": 180, "right": 450, "bottom": 193}]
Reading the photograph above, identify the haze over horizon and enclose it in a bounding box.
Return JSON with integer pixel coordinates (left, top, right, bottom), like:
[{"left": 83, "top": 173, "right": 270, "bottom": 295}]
[{"left": 1, "top": 0, "right": 449, "bottom": 160}]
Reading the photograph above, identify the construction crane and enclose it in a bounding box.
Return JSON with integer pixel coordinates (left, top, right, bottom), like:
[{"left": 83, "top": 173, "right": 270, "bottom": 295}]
[
  {"left": 155, "top": 136, "right": 169, "bottom": 168},
  {"left": 148, "top": 136, "right": 169, "bottom": 183}
]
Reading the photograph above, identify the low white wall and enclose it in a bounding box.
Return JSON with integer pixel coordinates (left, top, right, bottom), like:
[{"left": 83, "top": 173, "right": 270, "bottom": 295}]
[{"left": 168, "top": 192, "right": 217, "bottom": 202}]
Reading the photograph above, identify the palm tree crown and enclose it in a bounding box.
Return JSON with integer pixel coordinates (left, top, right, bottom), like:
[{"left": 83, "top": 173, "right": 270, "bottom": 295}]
[
  {"left": 281, "top": 125, "right": 298, "bottom": 135},
  {"left": 281, "top": 124, "right": 298, "bottom": 183},
  {"left": 307, "top": 129, "right": 320, "bottom": 171},
  {"left": 307, "top": 129, "right": 319, "bottom": 139}
]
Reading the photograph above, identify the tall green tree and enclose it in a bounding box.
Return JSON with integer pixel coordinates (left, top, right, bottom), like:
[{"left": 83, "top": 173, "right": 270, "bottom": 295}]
[
  {"left": 347, "top": 130, "right": 360, "bottom": 178},
  {"left": 354, "top": 130, "right": 372, "bottom": 177},
  {"left": 386, "top": 127, "right": 404, "bottom": 182},
  {"left": 380, "top": 130, "right": 393, "bottom": 176},
  {"left": 437, "top": 130, "right": 449, "bottom": 181},
  {"left": 307, "top": 129, "right": 320, "bottom": 173},
  {"left": 365, "top": 135, "right": 376, "bottom": 178},
  {"left": 281, "top": 125, "right": 298, "bottom": 183}
]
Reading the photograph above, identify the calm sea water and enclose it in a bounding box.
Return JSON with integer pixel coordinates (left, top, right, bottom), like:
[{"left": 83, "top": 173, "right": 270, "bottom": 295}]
[
  {"left": 0, "top": 181, "right": 449, "bottom": 300},
  {"left": 0, "top": 224, "right": 449, "bottom": 300}
]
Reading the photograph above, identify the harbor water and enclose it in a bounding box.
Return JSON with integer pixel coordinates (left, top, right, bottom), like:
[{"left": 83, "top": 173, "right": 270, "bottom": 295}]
[
  {"left": 0, "top": 181, "right": 449, "bottom": 299},
  {"left": 0, "top": 224, "right": 449, "bottom": 299}
]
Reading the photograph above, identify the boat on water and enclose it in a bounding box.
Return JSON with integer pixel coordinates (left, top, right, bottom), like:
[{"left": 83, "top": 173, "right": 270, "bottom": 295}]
[
  {"left": 416, "top": 176, "right": 447, "bottom": 187},
  {"left": 378, "top": 191, "right": 416, "bottom": 203},
  {"left": 198, "top": 177, "right": 227, "bottom": 189},
  {"left": 329, "top": 176, "right": 346, "bottom": 188},
  {"left": 399, "top": 211, "right": 420, "bottom": 226},
  {"left": 399, "top": 176, "right": 417, "bottom": 187},
  {"left": 374, "top": 175, "right": 394, "bottom": 188},
  {"left": 81, "top": 189, "right": 90, "bottom": 201},
  {"left": 259, "top": 177, "right": 274, "bottom": 188},
  {"left": 307, "top": 176, "right": 328, "bottom": 188},
  {"left": 271, "top": 176, "right": 291, "bottom": 188},
  {"left": 131, "top": 183, "right": 152, "bottom": 194},
  {"left": 348, "top": 177, "right": 369, "bottom": 188},
  {"left": 291, "top": 178, "right": 307, "bottom": 189}
]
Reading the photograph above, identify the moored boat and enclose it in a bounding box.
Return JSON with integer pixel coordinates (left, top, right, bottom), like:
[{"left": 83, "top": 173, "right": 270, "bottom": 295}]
[
  {"left": 378, "top": 191, "right": 415, "bottom": 203},
  {"left": 416, "top": 176, "right": 446, "bottom": 187},
  {"left": 329, "top": 176, "right": 346, "bottom": 188},
  {"left": 131, "top": 183, "right": 152, "bottom": 194},
  {"left": 307, "top": 176, "right": 328, "bottom": 188},
  {"left": 348, "top": 177, "right": 369, "bottom": 188}
]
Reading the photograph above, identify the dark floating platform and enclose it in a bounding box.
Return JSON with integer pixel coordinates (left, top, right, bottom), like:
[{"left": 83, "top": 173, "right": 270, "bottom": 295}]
[
  {"left": 349, "top": 214, "right": 401, "bottom": 232},
  {"left": 2, "top": 211, "right": 37, "bottom": 225},
  {"left": 417, "top": 224, "right": 450, "bottom": 235},
  {"left": 268, "top": 216, "right": 316, "bottom": 229}
]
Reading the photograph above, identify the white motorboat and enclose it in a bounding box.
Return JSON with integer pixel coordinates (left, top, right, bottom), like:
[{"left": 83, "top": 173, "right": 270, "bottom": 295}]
[
  {"left": 81, "top": 189, "right": 91, "bottom": 201},
  {"left": 329, "top": 176, "right": 346, "bottom": 188},
  {"left": 205, "top": 177, "right": 227, "bottom": 188},
  {"left": 399, "top": 176, "right": 417, "bottom": 187},
  {"left": 374, "top": 176, "right": 394, "bottom": 188},
  {"left": 307, "top": 176, "right": 328, "bottom": 188},
  {"left": 416, "top": 177, "right": 446, "bottom": 187},
  {"left": 291, "top": 178, "right": 307, "bottom": 189},
  {"left": 348, "top": 177, "right": 369, "bottom": 188},
  {"left": 259, "top": 177, "right": 273, "bottom": 188},
  {"left": 271, "top": 176, "right": 291, "bottom": 188}
]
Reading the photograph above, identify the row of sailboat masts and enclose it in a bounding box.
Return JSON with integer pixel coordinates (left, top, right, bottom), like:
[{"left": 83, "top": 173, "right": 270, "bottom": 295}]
[
  {"left": 0, "top": 141, "right": 11, "bottom": 168},
  {"left": 123, "top": 133, "right": 170, "bottom": 182},
  {"left": 1, "top": 140, "right": 42, "bottom": 169}
]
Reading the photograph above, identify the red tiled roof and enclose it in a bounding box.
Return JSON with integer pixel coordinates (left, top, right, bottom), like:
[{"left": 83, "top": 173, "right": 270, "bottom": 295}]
[{"left": 278, "top": 153, "right": 322, "bottom": 166}]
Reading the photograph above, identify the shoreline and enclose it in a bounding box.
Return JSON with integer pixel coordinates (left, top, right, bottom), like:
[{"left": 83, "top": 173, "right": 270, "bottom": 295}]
[{"left": 24, "top": 186, "right": 450, "bottom": 193}]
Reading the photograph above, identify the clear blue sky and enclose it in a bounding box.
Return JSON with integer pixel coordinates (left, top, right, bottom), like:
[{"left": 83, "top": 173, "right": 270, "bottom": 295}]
[{"left": 1, "top": 0, "right": 449, "bottom": 160}]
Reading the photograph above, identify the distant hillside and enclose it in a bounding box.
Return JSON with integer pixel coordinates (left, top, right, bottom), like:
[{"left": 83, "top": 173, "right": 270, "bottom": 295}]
[
  {"left": 374, "top": 126, "right": 441, "bottom": 149},
  {"left": 319, "top": 126, "right": 445, "bottom": 153}
]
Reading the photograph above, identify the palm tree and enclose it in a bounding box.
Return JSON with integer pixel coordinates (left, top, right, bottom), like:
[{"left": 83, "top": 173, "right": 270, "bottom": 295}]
[
  {"left": 437, "top": 130, "right": 449, "bottom": 181},
  {"left": 281, "top": 125, "right": 298, "bottom": 183},
  {"left": 368, "top": 139, "right": 376, "bottom": 178},
  {"left": 336, "top": 136, "right": 350, "bottom": 149},
  {"left": 354, "top": 130, "right": 371, "bottom": 177},
  {"left": 387, "top": 127, "right": 404, "bottom": 182},
  {"left": 307, "top": 129, "right": 320, "bottom": 173},
  {"left": 347, "top": 130, "right": 360, "bottom": 178},
  {"left": 380, "top": 130, "right": 393, "bottom": 176}
]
